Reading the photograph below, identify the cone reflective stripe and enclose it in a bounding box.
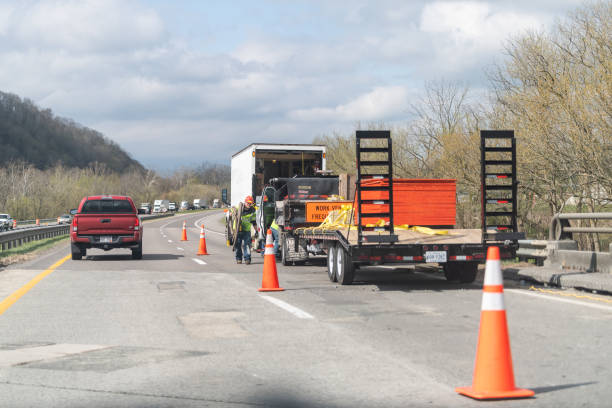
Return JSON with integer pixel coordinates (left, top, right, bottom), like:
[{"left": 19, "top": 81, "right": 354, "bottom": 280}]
[
  {"left": 197, "top": 225, "right": 209, "bottom": 255},
  {"left": 259, "top": 229, "right": 283, "bottom": 292},
  {"left": 181, "top": 221, "right": 188, "bottom": 241},
  {"left": 456, "top": 246, "right": 534, "bottom": 400}
]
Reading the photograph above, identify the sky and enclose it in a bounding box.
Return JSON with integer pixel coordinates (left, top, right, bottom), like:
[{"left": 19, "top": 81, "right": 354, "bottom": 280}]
[{"left": 0, "top": 0, "right": 584, "bottom": 171}]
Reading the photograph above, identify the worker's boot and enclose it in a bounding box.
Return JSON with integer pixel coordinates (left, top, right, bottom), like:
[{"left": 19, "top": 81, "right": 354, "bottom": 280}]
[
  {"left": 236, "top": 260, "right": 242, "bottom": 264},
  {"left": 245, "top": 259, "right": 251, "bottom": 265}
]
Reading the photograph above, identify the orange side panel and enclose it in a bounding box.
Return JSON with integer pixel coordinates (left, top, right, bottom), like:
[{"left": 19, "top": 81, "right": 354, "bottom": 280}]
[{"left": 355, "top": 179, "right": 456, "bottom": 226}]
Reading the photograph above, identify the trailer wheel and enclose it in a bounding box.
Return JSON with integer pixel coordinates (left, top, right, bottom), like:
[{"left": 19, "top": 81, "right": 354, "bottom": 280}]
[
  {"left": 459, "top": 262, "right": 479, "bottom": 283},
  {"left": 281, "top": 235, "right": 290, "bottom": 266},
  {"left": 443, "top": 262, "right": 460, "bottom": 282},
  {"left": 327, "top": 245, "right": 337, "bottom": 282},
  {"left": 336, "top": 246, "right": 354, "bottom": 285},
  {"left": 444, "top": 262, "right": 478, "bottom": 283}
]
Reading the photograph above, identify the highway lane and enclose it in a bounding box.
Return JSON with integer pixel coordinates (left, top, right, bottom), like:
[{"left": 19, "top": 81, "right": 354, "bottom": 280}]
[{"left": 0, "top": 210, "right": 611, "bottom": 407}]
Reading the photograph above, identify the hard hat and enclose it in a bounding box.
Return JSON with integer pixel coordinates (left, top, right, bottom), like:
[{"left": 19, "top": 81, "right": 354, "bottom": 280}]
[{"left": 245, "top": 195, "right": 254, "bottom": 204}]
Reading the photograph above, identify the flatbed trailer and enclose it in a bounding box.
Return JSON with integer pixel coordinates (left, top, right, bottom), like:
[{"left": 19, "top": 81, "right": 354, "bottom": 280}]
[
  {"left": 290, "top": 227, "right": 519, "bottom": 284},
  {"left": 281, "top": 129, "right": 524, "bottom": 285}
]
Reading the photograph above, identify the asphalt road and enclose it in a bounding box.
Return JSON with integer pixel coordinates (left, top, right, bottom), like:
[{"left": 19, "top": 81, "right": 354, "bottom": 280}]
[{"left": 0, "top": 210, "right": 610, "bottom": 407}]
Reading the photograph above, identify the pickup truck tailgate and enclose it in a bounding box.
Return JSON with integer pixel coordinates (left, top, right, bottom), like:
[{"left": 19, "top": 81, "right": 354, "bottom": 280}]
[{"left": 77, "top": 214, "right": 137, "bottom": 235}]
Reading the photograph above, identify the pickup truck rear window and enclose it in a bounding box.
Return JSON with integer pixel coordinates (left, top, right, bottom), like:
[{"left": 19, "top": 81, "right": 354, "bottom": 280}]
[{"left": 81, "top": 200, "right": 135, "bottom": 214}]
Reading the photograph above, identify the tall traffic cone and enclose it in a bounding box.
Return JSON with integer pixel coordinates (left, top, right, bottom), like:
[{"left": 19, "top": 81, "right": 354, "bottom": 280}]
[
  {"left": 197, "top": 225, "right": 209, "bottom": 255},
  {"left": 36, "top": 219, "right": 40, "bottom": 226},
  {"left": 181, "top": 221, "right": 188, "bottom": 241},
  {"left": 258, "top": 229, "right": 284, "bottom": 292},
  {"left": 456, "top": 246, "right": 534, "bottom": 400},
  {"left": 12, "top": 220, "right": 17, "bottom": 228}
]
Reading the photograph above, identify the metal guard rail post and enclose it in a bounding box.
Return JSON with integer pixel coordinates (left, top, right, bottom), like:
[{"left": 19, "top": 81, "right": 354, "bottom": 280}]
[
  {"left": 0, "top": 225, "right": 70, "bottom": 251},
  {"left": 549, "top": 212, "right": 612, "bottom": 241}
]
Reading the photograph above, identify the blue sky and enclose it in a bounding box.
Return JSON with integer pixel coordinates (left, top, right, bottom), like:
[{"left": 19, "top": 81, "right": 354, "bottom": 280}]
[{"left": 0, "top": 0, "right": 584, "bottom": 170}]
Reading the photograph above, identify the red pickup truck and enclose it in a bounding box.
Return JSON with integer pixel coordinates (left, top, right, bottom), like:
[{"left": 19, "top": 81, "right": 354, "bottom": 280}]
[{"left": 70, "top": 195, "right": 144, "bottom": 260}]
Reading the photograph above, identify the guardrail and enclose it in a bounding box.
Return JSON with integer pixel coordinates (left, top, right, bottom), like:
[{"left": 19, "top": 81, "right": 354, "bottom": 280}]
[
  {"left": 140, "top": 212, "right": 175, "bottom": 221},
  {"left": 0, "top": 225, "right": 70, "bottom": 251},
  {"left": 0, "top": 212, "right": 177, "bottom": 252},
  {"left": 516, "top": 240, "right": 548, "bottom": 266},
  {"left": 549, "top": 212, "right": 612, "bottom": 241}
]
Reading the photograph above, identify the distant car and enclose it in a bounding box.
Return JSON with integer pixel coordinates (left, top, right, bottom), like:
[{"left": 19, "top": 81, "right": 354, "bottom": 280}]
[
  {"left": 0, "top": 213, "right": 14, "bottom": 231},
  {"left": 58, "top": 214, "right": 72, "bottom": 224}
]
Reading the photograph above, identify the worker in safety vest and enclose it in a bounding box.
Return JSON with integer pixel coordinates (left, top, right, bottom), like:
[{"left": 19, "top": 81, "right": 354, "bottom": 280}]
[
  {"left": 236, "top": 195, "right": 256, "bottom": 264},
  {"left": 270, "top": 219, "right": 280, "bottom": 257}
]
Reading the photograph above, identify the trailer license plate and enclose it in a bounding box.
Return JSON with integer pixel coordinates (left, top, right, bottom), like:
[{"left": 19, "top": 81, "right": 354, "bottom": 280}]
[
  {"left": 425, "top": 251, "right": 447, "bottom": 263},
  {"left": 100, "top": 236, "right": 112, "bottom": 243}
]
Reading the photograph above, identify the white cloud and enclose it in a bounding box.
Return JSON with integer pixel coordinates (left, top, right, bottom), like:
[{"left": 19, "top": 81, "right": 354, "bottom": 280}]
[
  {"left": 289, "top": 86, "right": 410, "bottom": 122},
  {"left": 418, "top": 2, "right": 546, "bottom": 72},
  {"left": 0, "top": 0, "right": 582, "bottom": 169},
  {"left": 8, "top": 0, "right": 165, "bottom": 52}
]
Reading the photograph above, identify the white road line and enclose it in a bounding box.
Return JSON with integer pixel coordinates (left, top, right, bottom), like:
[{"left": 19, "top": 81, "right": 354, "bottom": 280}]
[
  {"left": 177, "top": 247, "right": 184, "bottom": 251},
  {"left": 192, "top": 258, "right": 207, "bottom": 265},
  {"left": 194, "top": 216, "right": 225, "bottom": 236},
  {"left": 506, "top": 289, "right": 612, "bottom": 312},
  {"left": 259, "top": 295, "right": 315, "bottom": 319}
]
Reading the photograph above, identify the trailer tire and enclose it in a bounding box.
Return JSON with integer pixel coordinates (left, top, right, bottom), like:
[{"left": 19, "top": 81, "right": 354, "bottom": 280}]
[
  {"left": 336, "top": 246, "right": 354, "bottom": 285},
  {"left": 327, "top": 245, "right": 337, "bottom": 282},
  {"left": 443, "top": 262, "right": 460, "bottom": 282},
  {"left": 444, "top": 262, "right": 478, "bottom": 283},
  {"left": 281, "top": 235, "right": 290, "bottom": 266},
  {"left": 459, "top": 262, "right": 478, "bottom": 283}
]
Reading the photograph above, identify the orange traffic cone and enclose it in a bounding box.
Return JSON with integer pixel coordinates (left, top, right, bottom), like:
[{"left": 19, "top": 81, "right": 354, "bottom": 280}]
[
  {"left": 181, "top": 221, "right": 188, "bottom": 241},
  {"left": 57, "top": 217, "right": 60, "bottom": 224},
  {"left": 36, "top": 219, "right": 40, "bottom": 226},
  {"left": 13, "top": 220, "right": 17, "bottom": 228},
  {"left": 259, "top": 229, "right": 284, "bottom": 292},
  {"left": 456, "top": 246, "right": 534, "bottom": 400},
  {"left": 197, "top": 225, "right": 208, "bottom": 255}
]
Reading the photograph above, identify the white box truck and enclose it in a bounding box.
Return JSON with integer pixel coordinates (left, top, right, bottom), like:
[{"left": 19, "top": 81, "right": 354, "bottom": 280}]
[
  {"left": 230, "top": 143, "right": 327, "bottom": 207},
  {"left": 193, "top": 198, "right": 207, "bottom": 209},
  {"left": 153, "top": 199, "right": 170, "bottom": 213}
]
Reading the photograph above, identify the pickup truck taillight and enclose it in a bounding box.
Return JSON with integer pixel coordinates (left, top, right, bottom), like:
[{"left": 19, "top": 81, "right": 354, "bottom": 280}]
[
  {"left": 134, "top": 218, "right": 140, "bottom": 231},
  {"left": 72, "top": 217, "right": 78, "bottom": 232}
]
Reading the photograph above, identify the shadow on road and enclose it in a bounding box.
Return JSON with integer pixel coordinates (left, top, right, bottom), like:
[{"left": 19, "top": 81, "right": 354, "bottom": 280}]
[
  {"left": 531, "top": 381, "right": 597, "bottom": 394},
  {"left": 84, "top": 253, "right": 184, "bottom": 261},
  {"left": 351, "top": 266, "right": 481, "bottom": 292}
]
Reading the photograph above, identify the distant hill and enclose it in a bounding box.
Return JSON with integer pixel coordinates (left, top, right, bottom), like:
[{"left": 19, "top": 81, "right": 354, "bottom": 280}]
[{"left": 0, "top": 91, "right": 144, "bottom": 172}]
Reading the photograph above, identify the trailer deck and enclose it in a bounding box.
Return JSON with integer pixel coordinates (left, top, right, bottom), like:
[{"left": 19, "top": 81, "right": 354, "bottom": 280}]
[{"left": 340, "top": 228, "right": 482, "bottom": 245}]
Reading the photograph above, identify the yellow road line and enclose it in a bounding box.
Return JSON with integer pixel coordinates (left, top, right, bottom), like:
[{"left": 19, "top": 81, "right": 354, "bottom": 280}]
[
  {"left": 0, "top": 254, "right": 70, "bottom": 316},
  {"left": 529, "top": 285, "right": 612, "bottom": 304}
]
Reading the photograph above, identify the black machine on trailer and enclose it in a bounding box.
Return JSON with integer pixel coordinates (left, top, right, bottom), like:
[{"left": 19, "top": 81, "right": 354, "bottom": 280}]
[
  {"left": 288, "top": 130, "right": 524, "bottom": 285},
  {"left": 257, "top": 176, "right": 352, "bottom": 265}
]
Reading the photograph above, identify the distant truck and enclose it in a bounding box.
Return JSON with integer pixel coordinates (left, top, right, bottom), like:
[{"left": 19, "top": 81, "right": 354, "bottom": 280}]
[
  {"left": 168, "top": 202, "right": 177, "bottom": 211},
  {"left": 230, "top": 143, "right": 326, "bottom": 207},
  {"left": 212, "top": 199, "right": 221, "bottom": 208},
  {"left": 180, "top": 201, "right": 189, "bottom": 210},
  {"left": 153, "top": 199, "right": 169, "bottom": 213},
  {"left": 70, "top": 195, "right": 145, "bottom": 260},
  {"left": 139, "top": 203, "right": 151, "bottom": 214},
  {"left": 193, "top": 198, "right": 207, "bottom": 209}
]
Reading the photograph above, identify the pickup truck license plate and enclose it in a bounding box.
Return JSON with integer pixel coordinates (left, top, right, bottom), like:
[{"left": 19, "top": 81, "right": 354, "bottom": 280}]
[
  {"left": 425, "top": 251, "right": 447, "bottom": 263},
  {"left": 100, "top": 236, "right": 112, "bottom": 243}
]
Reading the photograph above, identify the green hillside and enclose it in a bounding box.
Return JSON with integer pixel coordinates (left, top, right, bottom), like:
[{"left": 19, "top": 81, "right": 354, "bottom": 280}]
[{"left": 0, "top": 91, "right": 143, "bottom": 172}]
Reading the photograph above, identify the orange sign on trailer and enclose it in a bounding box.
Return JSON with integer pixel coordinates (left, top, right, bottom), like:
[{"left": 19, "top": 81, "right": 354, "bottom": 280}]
[{"left": 305, "top": 201, "right": 350, "bottom": 223}]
